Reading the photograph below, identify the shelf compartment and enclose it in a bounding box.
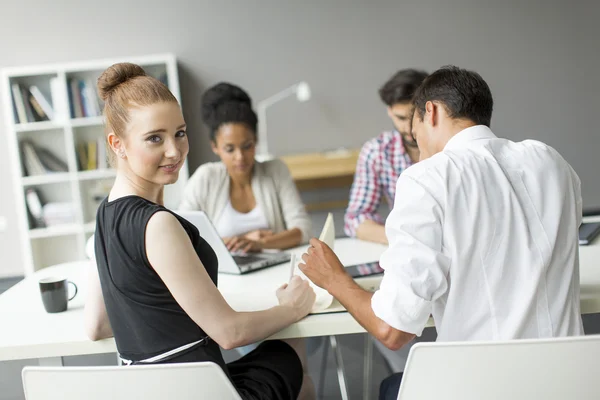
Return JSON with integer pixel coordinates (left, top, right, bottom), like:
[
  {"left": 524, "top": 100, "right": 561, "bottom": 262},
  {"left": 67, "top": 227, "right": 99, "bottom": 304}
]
[
  {"left": 29, "top": 223, "right": 80, "bottom": 239},
  {"left": 70, "top": 116, "right": 104, "bottom": 127},
  {"left": 22, "top": 172, "right": 71, "bottom": 186},
  {"left": 15, "top": 121, "right": 64, "bottom": 132},
  {"left": 77, "top": 169, "right": 116, "bottom": 181}
]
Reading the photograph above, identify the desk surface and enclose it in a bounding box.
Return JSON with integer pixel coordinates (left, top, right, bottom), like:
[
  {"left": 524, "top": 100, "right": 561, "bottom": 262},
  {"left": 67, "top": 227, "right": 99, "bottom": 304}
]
[
  {"left": 2, "top": 234, "right": 600, "bottom": 362},
  {"left": 0, "top": 238, "right": 385, "bottom": 362},
  {"left": 280, "top": 149, "right": 360, "bottom": 182}
]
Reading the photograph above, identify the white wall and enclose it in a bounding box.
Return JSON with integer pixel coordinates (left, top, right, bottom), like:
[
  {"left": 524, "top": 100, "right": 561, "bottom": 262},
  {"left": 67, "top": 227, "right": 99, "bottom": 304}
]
[{"left": 0, "top": 0, "right": 598, "bottom": 278}]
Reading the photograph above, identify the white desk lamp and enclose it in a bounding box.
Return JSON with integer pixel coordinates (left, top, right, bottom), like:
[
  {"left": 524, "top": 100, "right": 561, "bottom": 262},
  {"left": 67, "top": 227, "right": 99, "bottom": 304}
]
[{"left": 255, "top": 81, "right": 311, "bottom": 161}]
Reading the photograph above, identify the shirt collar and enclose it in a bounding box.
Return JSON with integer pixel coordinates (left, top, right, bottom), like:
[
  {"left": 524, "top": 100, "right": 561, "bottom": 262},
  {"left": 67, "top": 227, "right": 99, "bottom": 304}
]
[{"left": 444, "top": 125, "right": 497, "bottom": 151}]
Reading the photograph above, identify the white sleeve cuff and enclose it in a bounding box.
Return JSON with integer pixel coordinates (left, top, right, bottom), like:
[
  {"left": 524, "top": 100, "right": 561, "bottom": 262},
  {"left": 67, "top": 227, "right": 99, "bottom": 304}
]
[{"left": 371, "top": 289, "right": 431, "bottom": 337}]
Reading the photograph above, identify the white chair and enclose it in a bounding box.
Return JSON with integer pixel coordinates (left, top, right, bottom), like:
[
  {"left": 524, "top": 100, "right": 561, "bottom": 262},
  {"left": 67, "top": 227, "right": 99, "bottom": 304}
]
[
  {"left": 397, "top": 334, "right": 600, "bottom": 400},
  {"left": 22, "top": 362, "right": 242, "bottom": 400}
]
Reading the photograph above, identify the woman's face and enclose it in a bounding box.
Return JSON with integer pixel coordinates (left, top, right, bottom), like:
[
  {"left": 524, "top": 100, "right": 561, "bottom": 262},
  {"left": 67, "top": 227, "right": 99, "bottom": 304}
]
[
  {"left": 113, "top": 101, "right": 189, "bottom": 187},
  {"left": 211, "top": 123, "right": 256, "bottom": 179}
]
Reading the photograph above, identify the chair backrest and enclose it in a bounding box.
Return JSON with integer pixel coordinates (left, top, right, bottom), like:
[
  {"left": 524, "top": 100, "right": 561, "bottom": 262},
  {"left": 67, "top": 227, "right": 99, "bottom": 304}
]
[
  {"left": 398, "top": 334, "right": 600, "bottom": 400},
  {"left": 22, "top": 362, "right": 242, "bottom": 400}
]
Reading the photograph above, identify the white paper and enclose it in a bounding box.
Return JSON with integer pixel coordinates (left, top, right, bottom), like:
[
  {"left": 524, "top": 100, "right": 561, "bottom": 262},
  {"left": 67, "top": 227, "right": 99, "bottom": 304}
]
[{"left": 294, "top": 213, "right": 336, "bottom": 312}]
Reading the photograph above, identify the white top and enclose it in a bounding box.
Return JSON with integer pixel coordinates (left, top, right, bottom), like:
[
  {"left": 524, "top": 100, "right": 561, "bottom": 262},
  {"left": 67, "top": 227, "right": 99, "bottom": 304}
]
[
  {"left": 179, "top": 159, "right": 312, "bottom": 242},
  {"left": 215, "top": 200, "right": 269, "bottom": 238},
  {"left": 372, "top": 125, "right": 584, "bottom": 341}
]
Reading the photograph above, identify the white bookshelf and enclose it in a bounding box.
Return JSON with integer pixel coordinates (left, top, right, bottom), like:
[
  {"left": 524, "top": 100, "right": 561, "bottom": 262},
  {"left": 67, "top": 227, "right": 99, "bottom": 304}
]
[{"left": 1, "top": 53, "right": 189, "bottom": 276}]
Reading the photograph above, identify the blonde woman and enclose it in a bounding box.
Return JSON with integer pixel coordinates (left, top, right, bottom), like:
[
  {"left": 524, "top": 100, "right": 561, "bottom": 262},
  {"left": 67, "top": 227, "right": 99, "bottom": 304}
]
[{"left": 84, "top": 63, "right": 316, "bottom": 400}]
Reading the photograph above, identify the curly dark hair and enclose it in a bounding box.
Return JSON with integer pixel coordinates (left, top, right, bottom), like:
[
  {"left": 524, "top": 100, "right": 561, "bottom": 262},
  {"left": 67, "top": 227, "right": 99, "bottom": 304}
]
[
  {"left": 201, "top": 82, "right": 258, "bottom": 141},
  {"left": 378, "top": 69, "right": 428, "bottom": 106},
  {"left": 412, "top": 65, "right": 493, "bottom": 127}
]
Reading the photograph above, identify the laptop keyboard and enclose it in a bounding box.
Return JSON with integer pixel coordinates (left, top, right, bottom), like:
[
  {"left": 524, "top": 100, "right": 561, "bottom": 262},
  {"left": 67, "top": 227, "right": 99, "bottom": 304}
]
[{"left": 232, "top": 254, "right": 266, "bottom": 265}]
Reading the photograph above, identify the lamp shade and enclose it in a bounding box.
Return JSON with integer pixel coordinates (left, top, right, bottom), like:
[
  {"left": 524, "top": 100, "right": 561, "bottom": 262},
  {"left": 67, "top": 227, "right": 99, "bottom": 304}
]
[
  {"left": 296, "top": 82, "right": 311, "bottom": 102},
  {"left": 256, "top": 81, "right": 312, "bottom": 160}
]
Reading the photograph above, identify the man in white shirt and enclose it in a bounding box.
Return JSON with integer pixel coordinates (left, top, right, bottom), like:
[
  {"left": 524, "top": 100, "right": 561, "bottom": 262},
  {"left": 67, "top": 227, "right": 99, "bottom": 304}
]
[{"left": 299, "top": 65, "right": 584, "bottom": 400}]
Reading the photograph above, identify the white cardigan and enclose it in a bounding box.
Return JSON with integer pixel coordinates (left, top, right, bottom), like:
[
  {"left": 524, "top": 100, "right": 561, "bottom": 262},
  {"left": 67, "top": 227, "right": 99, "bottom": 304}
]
[{"left": 179, "top": 159, "right": 312, "bottom": 243}]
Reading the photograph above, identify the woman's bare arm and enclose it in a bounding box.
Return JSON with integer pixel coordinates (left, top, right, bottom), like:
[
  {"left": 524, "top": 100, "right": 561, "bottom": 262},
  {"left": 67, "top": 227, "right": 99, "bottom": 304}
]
[
  {"left": 146, "top": 212, "right": 314, "bottom": 349},
  {"left": 83, "top": 261, "right": 114, "bottom": 341}
]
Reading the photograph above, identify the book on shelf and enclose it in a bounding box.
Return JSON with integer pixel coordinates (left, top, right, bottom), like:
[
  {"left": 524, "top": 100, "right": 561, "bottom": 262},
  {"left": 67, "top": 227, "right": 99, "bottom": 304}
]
[
  {"left": 68, "top": 78, "right": 102, "bottom": 118},
  {"left": 28, "top": 93, "right": 48, "bottom": 121},
  {"left": 29, "top": 85, "right": 55, "bottom": 120},
  {"left": 49, "top": 77, "right": 67, "bottom": 121},
  {"left": 11, "top": 83, "right": 27, "bottom": 124},
  {"left": 42, "top": 202, "right": 76, "bottom": 226},
  {"left": 77, "top": 137, "right": 108, "bottom": 171},
  {"left": 69, "top": 79, "right": 83, "bottom": 118},
  {"left": 87, "top": 141, "right": 97, "bottom": 170},
  {"left": 20, "top": 140, "right": 68, "bottom": 176},
  {"left": 25, "top": 188, "right": 45, "bottom": 228},
  {"left": 37, "top": 147, "right": 68, "bottom": 172},
  {"left": 76, "top": 142, "right": 88, "bottom": 171},
  {"left": 11, "top": 83, "right": 51, "bottom": 124}
]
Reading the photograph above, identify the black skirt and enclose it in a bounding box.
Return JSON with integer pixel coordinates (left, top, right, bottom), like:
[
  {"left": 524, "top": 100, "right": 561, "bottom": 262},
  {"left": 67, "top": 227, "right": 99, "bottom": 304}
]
[{"left": 158, "top": 340, "right": 303, "bottom": 400}]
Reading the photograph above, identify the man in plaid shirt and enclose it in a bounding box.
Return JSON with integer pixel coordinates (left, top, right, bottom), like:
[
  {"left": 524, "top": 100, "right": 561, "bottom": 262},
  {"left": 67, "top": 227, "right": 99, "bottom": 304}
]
[{"left": 344, "top": 69, "right": 428, "bottom": 243}]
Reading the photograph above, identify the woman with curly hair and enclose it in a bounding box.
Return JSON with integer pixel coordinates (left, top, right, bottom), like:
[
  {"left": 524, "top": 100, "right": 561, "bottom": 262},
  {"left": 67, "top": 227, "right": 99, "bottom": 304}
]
[{"left": 179, "top": 83, "right": 311, "bottom": 253}]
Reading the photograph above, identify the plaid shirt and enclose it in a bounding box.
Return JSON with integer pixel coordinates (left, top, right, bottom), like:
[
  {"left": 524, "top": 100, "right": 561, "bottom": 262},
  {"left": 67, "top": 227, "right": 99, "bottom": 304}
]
[{"left": 344, "top": 130, "right": 414, "bottom": 237}]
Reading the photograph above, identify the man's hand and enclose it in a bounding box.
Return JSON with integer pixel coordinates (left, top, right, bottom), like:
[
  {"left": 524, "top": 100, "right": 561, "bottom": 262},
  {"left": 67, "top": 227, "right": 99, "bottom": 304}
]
[{"left": 298, "top": 238, "right": 351, "bottom": 290}]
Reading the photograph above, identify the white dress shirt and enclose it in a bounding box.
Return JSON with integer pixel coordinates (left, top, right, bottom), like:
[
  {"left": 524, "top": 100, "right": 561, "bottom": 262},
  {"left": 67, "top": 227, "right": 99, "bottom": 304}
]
[{"left": 371, "top": 125, "right": 584, "bottom": 341}]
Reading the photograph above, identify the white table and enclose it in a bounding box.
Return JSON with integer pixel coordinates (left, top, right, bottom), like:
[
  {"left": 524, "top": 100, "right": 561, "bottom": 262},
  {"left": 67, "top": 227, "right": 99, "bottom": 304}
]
[
  {"left": 0, "top": 238, "right": 387, "bottom": 364},
  {"left": 2, "top": 234, "right": 600, "bottom": 397}
]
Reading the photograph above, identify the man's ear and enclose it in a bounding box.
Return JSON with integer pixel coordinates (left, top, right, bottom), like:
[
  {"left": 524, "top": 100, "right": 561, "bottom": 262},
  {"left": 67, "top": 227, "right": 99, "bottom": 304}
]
[{"left": 425, "top": 101, "right": 437, "bottom": 127}]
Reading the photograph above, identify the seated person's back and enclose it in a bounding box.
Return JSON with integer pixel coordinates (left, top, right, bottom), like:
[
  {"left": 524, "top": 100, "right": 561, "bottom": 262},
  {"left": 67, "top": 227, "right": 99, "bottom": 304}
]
[
  {"left": 388, "top": 130, "right": 584, "bottom": 340},
  {"left": 95, "top": 195, "right": 224, "bottom": 364}
]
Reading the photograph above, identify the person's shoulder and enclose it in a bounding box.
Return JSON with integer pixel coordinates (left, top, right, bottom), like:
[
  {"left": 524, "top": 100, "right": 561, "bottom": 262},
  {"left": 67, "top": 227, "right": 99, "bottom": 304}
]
[
  {"left": 359, "top": 130, "right": 398, "bottom": 161},
  {"left": 146, "top": 209, "right": 183, "bottom": 235},
  {"left": 104, "top": 196, "right": 166, "bottom": 231},
  {"left": 518, "top": 139, "right": 561, "bottom": 156},
  {"left": 188, "top": 161, "right": 227, "bottom": 183},
  {"left": 191, "top": 161, "right": 226, "bottom": 176},
  {"left": 256, "top": 158, "right": 291, "bottom": 177},
  {"left": 362, "top": 130, "right": 396, "bottom": 152},
  {"left": 402, "top": 152, "right": 449, "bottom": 180}
]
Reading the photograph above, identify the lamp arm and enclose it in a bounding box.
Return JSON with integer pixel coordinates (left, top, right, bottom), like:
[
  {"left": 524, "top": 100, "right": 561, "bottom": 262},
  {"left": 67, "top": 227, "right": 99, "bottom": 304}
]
[{"left": 256, "top": 83, "right": 301, "bottom": 110}]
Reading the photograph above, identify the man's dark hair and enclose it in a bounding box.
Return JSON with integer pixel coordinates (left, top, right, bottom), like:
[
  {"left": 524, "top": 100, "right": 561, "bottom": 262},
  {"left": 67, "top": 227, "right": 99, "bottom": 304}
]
[
  {"left": 412, "top": 65, "right": 493, "bottom": 127},
  {"left": 378, "top": 69, "right": 429, "bottom": 106},
  {"left": 201, "top": 82, "right": 258, "bottom": 142}
]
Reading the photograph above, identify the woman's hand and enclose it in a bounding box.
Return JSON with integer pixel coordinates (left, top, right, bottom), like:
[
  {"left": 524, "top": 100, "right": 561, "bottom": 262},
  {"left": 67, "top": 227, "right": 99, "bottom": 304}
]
[
  {"left": 244, "top": 229, "right": 273, "bottom": 242},
  {"left": 223, "top": 236, "right": 263, "bottom": 253},
  {"left": 276, "top": 276, "right": 316, "bottom": 321}
]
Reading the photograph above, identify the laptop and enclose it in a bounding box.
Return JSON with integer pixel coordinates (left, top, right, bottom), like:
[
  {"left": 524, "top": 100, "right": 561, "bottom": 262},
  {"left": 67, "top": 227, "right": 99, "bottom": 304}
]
[{"left": 175, "top": 210, "right": 291, "bottom": 274}]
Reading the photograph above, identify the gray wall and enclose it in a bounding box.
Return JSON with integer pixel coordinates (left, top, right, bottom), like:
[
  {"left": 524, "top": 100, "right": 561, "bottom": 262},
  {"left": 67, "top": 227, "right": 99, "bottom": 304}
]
[{"left": 0, "top": 0, "right": 599, "bottom": 277}]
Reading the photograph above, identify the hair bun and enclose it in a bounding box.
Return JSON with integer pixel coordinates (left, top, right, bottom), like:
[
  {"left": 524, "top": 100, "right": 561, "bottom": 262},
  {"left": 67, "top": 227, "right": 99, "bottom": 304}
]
[
  {"left": 201, "top": 82, "right": 252, "bottom": 123},
  {"left": 97, "top": 62, "right": 147, "bottom": 101}
]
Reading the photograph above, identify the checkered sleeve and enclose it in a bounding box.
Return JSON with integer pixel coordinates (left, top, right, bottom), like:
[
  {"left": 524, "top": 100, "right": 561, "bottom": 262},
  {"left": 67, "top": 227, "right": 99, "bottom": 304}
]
[{"left": 344, "top": 140, "right": 384, "bottom": 237}]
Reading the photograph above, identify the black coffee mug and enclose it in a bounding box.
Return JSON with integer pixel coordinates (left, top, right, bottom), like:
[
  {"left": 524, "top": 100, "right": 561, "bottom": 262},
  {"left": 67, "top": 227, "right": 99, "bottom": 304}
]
[{"left": 38, "top": 277, "right": 78, "bottom": 313}]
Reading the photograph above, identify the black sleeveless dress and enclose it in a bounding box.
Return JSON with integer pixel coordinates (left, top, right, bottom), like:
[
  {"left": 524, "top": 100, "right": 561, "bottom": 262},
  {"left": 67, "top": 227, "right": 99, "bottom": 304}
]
[{"left": 95, "top": 195, "right": 302, "bottom": 400}]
